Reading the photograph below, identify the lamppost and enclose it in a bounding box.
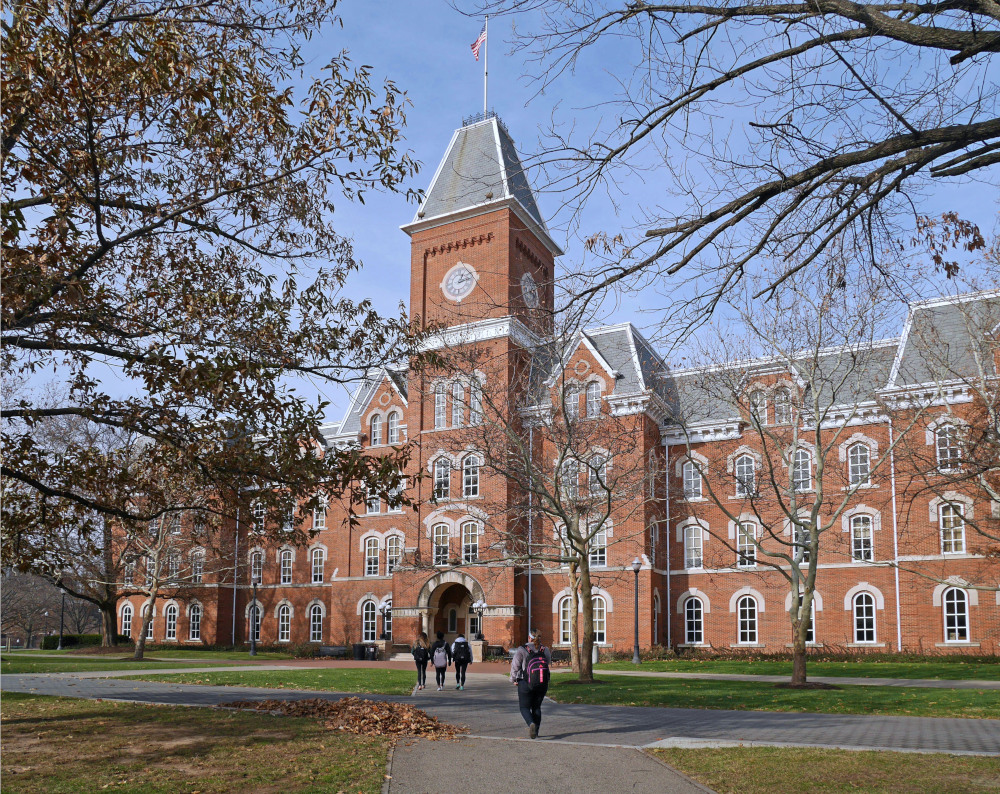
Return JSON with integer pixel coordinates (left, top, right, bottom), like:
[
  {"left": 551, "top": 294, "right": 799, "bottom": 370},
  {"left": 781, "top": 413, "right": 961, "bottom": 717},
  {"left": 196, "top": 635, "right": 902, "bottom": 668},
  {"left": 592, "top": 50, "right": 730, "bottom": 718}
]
[
  {"left": 57, "top": 588, "right": 66, "bottom": 651},
  {"left": 379, "top": 604, "right": 391, "bottom": 640},
  {"left": 472, "top": 600, "right": 486, "bottom": 641},
  {"left": 632, "top": 557, "right": 642, "bottom": 665},
  {"left": 249, "top": 576, "right": 258, "bottom": 657}
]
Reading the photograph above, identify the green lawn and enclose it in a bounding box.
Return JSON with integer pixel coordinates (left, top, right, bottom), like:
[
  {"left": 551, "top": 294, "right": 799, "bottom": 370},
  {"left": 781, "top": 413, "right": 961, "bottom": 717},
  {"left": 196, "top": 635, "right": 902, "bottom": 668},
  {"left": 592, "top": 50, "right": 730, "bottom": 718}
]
[
  {"left": 653, "top": 746, "right": 1000, "bottom": 794},
  {"left": 0, "top": 692, "right": 389, "bottom": 793},
  {"left": 549, "top": 674, "right": 1000, "bottom": 718},
  {"left": 120, "top": 668, "right": 417, "bottom": 695},
  {"left": 6, "top": 648, "right": 293, "bottom": 661},
  {"left": 599, "top": 658, "right": 1000, "bottom": 680},
  {"left": 0, "top": 655, "right": 241, "bottom": 675}
]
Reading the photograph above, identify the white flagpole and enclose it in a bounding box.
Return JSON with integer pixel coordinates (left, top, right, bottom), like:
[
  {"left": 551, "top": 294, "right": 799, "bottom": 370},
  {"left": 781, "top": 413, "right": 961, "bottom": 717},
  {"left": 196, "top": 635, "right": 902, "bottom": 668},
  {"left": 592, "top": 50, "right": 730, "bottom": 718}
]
[{"left": 483, "top": 15, "right": 489, "bottom": 116}]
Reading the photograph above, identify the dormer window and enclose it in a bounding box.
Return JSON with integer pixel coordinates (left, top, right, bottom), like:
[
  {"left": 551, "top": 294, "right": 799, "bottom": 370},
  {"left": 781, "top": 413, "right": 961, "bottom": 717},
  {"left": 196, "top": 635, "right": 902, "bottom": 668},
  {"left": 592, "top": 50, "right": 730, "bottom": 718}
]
[
  {"left": 749, "top": 390, "right": 767, "bottom": 424},
  {"left": 773, "top": 388, "right": 792, "bottom": 424}
]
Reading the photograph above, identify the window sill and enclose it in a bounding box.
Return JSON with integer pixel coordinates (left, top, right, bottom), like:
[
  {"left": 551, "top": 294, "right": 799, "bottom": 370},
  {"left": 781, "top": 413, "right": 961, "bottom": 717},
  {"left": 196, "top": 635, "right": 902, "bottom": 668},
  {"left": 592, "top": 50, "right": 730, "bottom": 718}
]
[
  {"left": 731, "top": 643, "right": 765, "bottom": 648},
  {"left": 785, "top": 643, "right": 823, "bottom": 648},
  {"left": 936, "top": 641, "right": 979, "bottom": 648},
  {"left": 677, "top": 643, "right": 707, "bottom": 648},
  {"left": 736, "top": 564, "right": 757, "bottom": 570},
  {"left": 847, "top": 642, "right": 885, "bottom": 648}
]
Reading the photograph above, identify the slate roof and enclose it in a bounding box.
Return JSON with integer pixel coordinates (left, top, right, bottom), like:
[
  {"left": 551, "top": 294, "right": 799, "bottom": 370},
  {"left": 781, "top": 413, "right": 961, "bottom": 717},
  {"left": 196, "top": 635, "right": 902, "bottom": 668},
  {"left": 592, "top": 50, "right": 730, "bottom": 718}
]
[
  {"left": 409, "top": 116, "right": 551, "bottom": 239},
  {"left": 889, "top": 291, "right": 1000, "bottom": 387}
]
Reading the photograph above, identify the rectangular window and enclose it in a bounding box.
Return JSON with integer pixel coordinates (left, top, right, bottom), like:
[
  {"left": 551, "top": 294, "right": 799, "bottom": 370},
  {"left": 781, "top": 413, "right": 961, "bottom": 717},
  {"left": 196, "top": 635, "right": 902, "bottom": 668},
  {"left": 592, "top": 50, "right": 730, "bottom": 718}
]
[
  {"left": 433, "top": 524, "right": 449, "bottom": 566},
  {"left": 564, "top": 387, "right": 579, "bottom": 420},
  {"left": 191, "top": 552, "right": 204, "bottom": 584},
  {"left": 388, "top": 481, "right": 404, "bottom": 513},
  {"left": 313, "top": 501, "right": 327, "bottom": 529},
  {"left": 366, "top": 490, "right": 380, "bottom": 515},
  {"left": 280, "top": 551, "right": 293, "bottom": 584},
  {"left": 794, "top": 524, "right": 811, "bottom": 564},
  {"left": 737, "top": 522, "right": 756, "bottom": 567},
  {"left": 282, "top": 505, "right": 294, "bottom": 532},
  {"left": 650, "top": 525, "right": 658, "bottom": 567},
  {"left": 851, "top": 515, "right": 874, "bottom": 561},
  {"left": 469, "top": 381, "right": 482, "bottom": 426},
  {"left": 735, "top": 456, "right": 756, "bottom": 497},
  {"left": 365, "top": 539, "right": 380, "bottom": 577},
  {"left": 433, "top": 459, "right": 450, "bottom": 501},
  {"left": 684, "top": 525, "right": 703, "bottom": 569},
  {"left": 935, "top": 424, "right": 963, "bottom": 471},
  {"left": 462, "top": 456, "right": 480, "bottom": 498},
  {"left": 386, "top": 536, "right": 402, "bottom": 573},
  {"left": 250, "top": 552, "right": 263, "bottom": 584},
  {"left": 311, "top": 549, "right": 325, "bottom": 583},
  {"left": 940, "top": 503, "right": 965, "bottom": 554},
  {"left": 792, "top": 449, "right": 812, "bottom": 492},
  {"left": 452, "top": 382, "right": 464, "bottom": 426},
  {"left": 848, "top": 443, "right": 871, "bottom": 486},
  {"left": 167, "top": 553, "right": 180, "bottom": 581},
  {"left": 585, "top": 382, "right": 601, "bottom": 418}
]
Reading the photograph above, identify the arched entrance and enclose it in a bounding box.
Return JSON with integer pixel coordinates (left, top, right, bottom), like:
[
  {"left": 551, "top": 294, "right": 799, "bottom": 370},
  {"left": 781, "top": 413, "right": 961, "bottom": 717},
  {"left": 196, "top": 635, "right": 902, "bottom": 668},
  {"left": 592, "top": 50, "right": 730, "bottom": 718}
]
[{"left": 416, "top": 571, "right": 485, "bottom": 643}]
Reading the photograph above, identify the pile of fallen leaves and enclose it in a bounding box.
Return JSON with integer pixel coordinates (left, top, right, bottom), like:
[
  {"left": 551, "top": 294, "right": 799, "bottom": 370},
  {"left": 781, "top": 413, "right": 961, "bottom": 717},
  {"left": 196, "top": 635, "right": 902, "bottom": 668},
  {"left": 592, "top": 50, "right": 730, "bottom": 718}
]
[{"left": 219, "top": 697, "right": 465, "bottom": 739}]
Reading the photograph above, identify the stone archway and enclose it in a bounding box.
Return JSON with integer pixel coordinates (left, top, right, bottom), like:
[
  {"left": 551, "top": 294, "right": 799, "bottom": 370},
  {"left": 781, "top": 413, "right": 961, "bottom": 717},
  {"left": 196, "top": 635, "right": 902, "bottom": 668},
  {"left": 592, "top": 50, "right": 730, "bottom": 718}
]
[{"left": 416, "top": 571, "right": 485, "bottom": 641}]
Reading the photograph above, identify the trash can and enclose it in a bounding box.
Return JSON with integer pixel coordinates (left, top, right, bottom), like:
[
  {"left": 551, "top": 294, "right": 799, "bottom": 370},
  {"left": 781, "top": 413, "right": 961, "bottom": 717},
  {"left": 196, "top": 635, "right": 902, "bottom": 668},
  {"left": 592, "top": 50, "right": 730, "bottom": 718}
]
[
  {"left": 365, "top": 644, "right": 378, "bottom": 661},
  {"left": 352, "top": 643, "right": 366, "bottom": 660}
]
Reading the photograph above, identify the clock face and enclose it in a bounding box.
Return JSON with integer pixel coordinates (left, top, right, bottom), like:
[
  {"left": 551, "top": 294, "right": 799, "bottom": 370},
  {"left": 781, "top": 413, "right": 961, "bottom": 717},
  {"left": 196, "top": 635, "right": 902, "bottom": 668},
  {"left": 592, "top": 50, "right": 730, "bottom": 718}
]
[
  {"left": 442, "top": 263, "right": 477, "bottom": 302},
  {"left": 521, "top": 272, "right": 540, "bottom": 308}
]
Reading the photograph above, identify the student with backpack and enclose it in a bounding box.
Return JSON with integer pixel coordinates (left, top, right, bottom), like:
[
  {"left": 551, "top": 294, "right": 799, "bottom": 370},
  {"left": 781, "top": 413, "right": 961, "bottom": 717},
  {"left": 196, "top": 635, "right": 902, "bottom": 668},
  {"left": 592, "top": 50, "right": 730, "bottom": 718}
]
[
  {"left": 509, "top": 628, "right": 551, "bottom": 738},
  {"left": 430, "top": 630, "right": 451, "bottom": 690},
  {"left": 451, "top": 631, "right": 472, "bottom": 690},
  {"left": 412, "top": 631, "right": 430, "bottom": 690}
]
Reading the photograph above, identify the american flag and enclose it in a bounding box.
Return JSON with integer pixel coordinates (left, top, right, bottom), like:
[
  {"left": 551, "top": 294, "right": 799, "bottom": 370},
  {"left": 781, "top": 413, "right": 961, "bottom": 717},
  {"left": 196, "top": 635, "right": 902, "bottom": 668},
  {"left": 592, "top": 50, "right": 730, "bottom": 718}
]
[{"left": 471, "top": 23, "right": 487, "bottom": 60}]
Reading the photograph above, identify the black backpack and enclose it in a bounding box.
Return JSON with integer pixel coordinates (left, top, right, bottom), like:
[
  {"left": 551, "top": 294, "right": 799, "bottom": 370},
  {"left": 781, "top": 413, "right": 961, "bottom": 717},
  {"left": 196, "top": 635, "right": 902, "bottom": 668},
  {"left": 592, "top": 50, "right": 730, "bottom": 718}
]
[
  {"left": 413, "top": 645, "right": 429, "bottom": 663},
  {"left": 524, "top": 646, "right": 550, "bottom": 691},
  {"left": 454, "top": 641, "right": 472, "bottom": 664}
]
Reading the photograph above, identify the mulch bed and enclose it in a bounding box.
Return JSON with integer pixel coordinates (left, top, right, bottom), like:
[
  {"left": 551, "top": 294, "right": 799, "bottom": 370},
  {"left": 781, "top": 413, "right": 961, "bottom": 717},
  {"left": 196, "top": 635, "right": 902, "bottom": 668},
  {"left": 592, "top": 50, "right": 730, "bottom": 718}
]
[{"left": 219, "top": 697, "right": 466, "bottom": 739}]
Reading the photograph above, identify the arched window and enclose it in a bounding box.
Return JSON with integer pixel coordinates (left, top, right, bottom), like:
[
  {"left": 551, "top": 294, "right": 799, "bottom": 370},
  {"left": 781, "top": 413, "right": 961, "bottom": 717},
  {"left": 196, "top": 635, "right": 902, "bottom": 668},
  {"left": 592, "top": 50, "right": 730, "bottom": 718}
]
[
  {"left": 251, "top": 500, "right": 266, "bottom": 533},
  {"left": 120, "top": 603, "right": 133, "bottom": 637},
  {"left": 249, "top": 604, "right": 261, "bottom": 643},
  {"left": 278, "top": 604, "right": 291, "bottom": 642},
  {"left": 684, "top": 525, "right": 703, "bottom": 569},
  {"left": 943, "top": 588, "right": 969, "bottom": 642},
  {"left": 749, "top": 390, "right": 767, "bottom": 423},
  {"left": 564, "top": 385, "right": 580, "bottom": 420},
  {"left": 773, "top": 388, "right": 792, "bottom": 424},
  {"left": 311, "top": 548, "right": 325, "bottom": 583},
  {"left": 365, "top": 537, "right": 380, "bottom": 577},
  {"left": 250, "top": 551, "right": 263, "bottom": 584},
  {"left": 309, "top": 604, "right": 323, "bottom": 643},
  {"left": 433, "top": 458, "right": 450, "bottom": 501},
  {"left": 685, "top": 597, "right": 703, "bottom": 644},
  {"left": 189, "top": 604, "right": 202, "bottom": 641},
  {"left": 462, "top": 521, "right": 479, "bottom": 563},
  {"left": 434, "top": 383, "right": 447, "bottom": 429},
  {"left": 682, "top": 460, "right": 702, "bottom": 500},
  {"left": 462, "top": 454, "right": 480, "bottom": 498},
  {"left": 448, "top": 608, "right": 458, "bottom": 633},
  {"left": 386, "top": 536, "right": 402, "bottom": 573},
  {"left": 167, "top": 551, "right": 181, "bottom": 581},
  {"left": 851, "top": 515, "right": 874, "bottom": 561},
  {"left": 935, "top": 423, "right": 962, "bottom": 470},
  {"left": 561, "top": 459, "right": 580, "bottom": 499},
  {"left": 433, "top": 523, "right": 450, "bottom": 566},
  {"left": 369, "top": 414, "right": 382, "bottom": 445},
  {"left": 191, "top": 550, "right": 205, "bottom": 584},
  {"left": 589, "top": 523, "right": 607, "bottom": 567},
  {"left": 279, "top": 549, "right": 293, "bottom": 584},
  {"left": 382, "top": 600, "right": 392, "bottom": 640},
  {"left": 735, "top": 455, "right": 756, "bottom": 496},
  {"left": 588, "top": 454, "right": 607, "bottom": 494},
  {"left": 853, "top": 592, "right": 876, "bottom": 643},
  {"left": 559, "top": 596, "right": 573, "bottom": 645},
  {"left": 313, "top": 498, "right": 327, "bottom": 529},
  {"left": 452, "top": 382, "right": 465, "bottom": 426},
  {"left": 164, "top": 603, "right": 178, "bottom": 640},
  {"left": 387, "top": 411, "right": 400, "bottom": 444},
  {"left": 585, "top": 381, "right": 602, "bottom": 418},
  {"left": 592, "top": 595, "right": 607, "bottom": 644},
  {"left": 791, "top": 448, "right": 812, "bottom": 492},
  {"left": 848, "top": 443, "right": 871, "bottom": 486},
  {"left": 469, "top": 380, "right": 483, "bottom": 426},
  {"left": 737, "top": 596, "right": 758, "bottom": 644},
  {"left": 940, "top": 503, "right": 966, "bottom": 554},
  {"left": 737, "top": 522, "right": 757, "bottom": 567}
]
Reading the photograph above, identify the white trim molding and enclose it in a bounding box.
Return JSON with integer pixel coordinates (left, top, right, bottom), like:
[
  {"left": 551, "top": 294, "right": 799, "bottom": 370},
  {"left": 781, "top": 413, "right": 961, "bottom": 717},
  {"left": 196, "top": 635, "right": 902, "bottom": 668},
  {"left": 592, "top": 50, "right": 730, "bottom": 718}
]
[
  {"left": 843, "top": 583, "right": 885, "bottom": 610},
  {"left": 677, "top": 588, "right": 712, "bottom": 614},
  {"left": 932, "top": 579, "right": 979, "bottom": 607},
  {"left": 729, "top": 586, "right": 765, "bottom": 613}
]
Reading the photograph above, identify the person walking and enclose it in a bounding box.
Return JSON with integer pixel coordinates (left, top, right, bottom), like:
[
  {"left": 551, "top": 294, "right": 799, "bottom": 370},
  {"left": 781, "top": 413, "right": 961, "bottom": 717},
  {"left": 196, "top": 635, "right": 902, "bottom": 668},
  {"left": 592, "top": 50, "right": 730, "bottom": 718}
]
[
  {"left": 412, "top": 631, "right": 430, "bottom": 690},
  {"left": 510, "top": 629, "right": 551, "bottom": 739},
  {"left": 430, "top": 630, "right": 451, "bottom": 691},
  {"left": 451, "top": 631, "right": 472, "bottom": 690}
]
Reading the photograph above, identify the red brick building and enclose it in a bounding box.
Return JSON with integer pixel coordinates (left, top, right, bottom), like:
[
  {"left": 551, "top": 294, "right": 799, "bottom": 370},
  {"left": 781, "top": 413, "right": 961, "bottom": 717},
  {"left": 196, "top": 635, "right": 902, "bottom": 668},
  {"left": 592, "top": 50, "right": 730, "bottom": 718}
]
[{"left": 119, "top": 115, "right": 1000, "bottom": 656}]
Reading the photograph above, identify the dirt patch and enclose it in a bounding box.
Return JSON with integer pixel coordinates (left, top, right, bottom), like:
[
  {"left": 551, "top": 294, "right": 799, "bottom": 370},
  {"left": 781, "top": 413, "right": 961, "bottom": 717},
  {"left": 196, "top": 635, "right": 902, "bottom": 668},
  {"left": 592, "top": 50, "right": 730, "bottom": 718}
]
[{"left": 220, "top": 697, "right": 465, "bottom": 739}]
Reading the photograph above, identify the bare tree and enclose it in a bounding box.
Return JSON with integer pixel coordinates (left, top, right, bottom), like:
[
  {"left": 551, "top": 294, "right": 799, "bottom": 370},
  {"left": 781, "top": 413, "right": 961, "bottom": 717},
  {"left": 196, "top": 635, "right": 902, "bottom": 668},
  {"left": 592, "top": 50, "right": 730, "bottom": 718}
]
[
  {"left": 424, "top": 327, "right": 660, "bottom": 681},
  {"left": 1, "top": 571, "right": 61, "bottom": 648},
  {"left": 664, "top": 269, "right": 931, "bottom": 684},
  {"left": 476, "top": 1, "right": 998, "bottom": 321}
]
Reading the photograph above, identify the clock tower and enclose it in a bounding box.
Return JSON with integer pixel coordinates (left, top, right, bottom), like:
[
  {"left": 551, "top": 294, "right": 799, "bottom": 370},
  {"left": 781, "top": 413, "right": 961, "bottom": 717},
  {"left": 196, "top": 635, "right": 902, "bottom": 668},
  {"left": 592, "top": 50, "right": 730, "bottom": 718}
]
[{"left": 401, "top": 114, "right": 561, "bottom": 336}]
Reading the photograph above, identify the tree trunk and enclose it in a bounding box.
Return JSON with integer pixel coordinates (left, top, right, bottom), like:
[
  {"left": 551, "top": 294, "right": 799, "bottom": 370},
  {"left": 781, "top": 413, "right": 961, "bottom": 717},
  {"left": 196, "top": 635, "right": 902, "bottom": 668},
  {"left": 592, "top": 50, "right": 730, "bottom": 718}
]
[
  {"left": 567, "top": 564, "right": 580, "bottom": 674},
  {"left": 791, "top": 634, "right": 807, "bottom": 685},
  {"left": 100, "top": 604, "right": 118, "bottom": 647},
  {"left": 578, "top": 560, "right": 595, "bottom": 683},
  {"left": 133, "top": 615, "right": 149, "bottom": 660}
]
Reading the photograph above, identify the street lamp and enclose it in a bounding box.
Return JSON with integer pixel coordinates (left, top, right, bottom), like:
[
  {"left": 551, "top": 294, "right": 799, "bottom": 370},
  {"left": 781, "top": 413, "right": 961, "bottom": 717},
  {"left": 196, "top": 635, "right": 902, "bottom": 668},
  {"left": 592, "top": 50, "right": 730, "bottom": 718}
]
[
  {"left": 472, "top": 600, "right": 487, "bottom": 641},
  {"left": 631, "top": 557, "right": 642, "bottom": 665},
  {"left": 57, "top": 588, "right": 66, "bottom": 651}
]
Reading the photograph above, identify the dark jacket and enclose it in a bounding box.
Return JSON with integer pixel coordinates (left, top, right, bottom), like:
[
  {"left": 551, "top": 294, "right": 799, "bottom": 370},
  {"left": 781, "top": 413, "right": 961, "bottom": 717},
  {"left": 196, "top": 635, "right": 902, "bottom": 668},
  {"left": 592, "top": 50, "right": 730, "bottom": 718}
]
[
  {"left": 430, "top": 639, "right": 451, "bottom": 667},
  {"left": 451, "top": 636, "right": 472, "bottom": 664}
]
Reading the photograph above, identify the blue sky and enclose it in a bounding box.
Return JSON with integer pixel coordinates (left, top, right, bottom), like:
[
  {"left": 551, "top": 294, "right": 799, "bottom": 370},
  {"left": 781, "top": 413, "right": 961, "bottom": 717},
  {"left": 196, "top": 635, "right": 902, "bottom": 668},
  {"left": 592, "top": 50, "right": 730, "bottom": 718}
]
[{"left": 294, "top": 2, "right": 997, "bottom": 419}]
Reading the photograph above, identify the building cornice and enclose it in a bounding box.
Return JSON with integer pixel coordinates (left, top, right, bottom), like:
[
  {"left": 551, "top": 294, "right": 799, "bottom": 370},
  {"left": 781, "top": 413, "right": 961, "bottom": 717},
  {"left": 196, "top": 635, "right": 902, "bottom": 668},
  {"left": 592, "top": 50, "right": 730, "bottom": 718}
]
[{"left": 418, "top": 315, "right": 542, "bottom": 353}]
